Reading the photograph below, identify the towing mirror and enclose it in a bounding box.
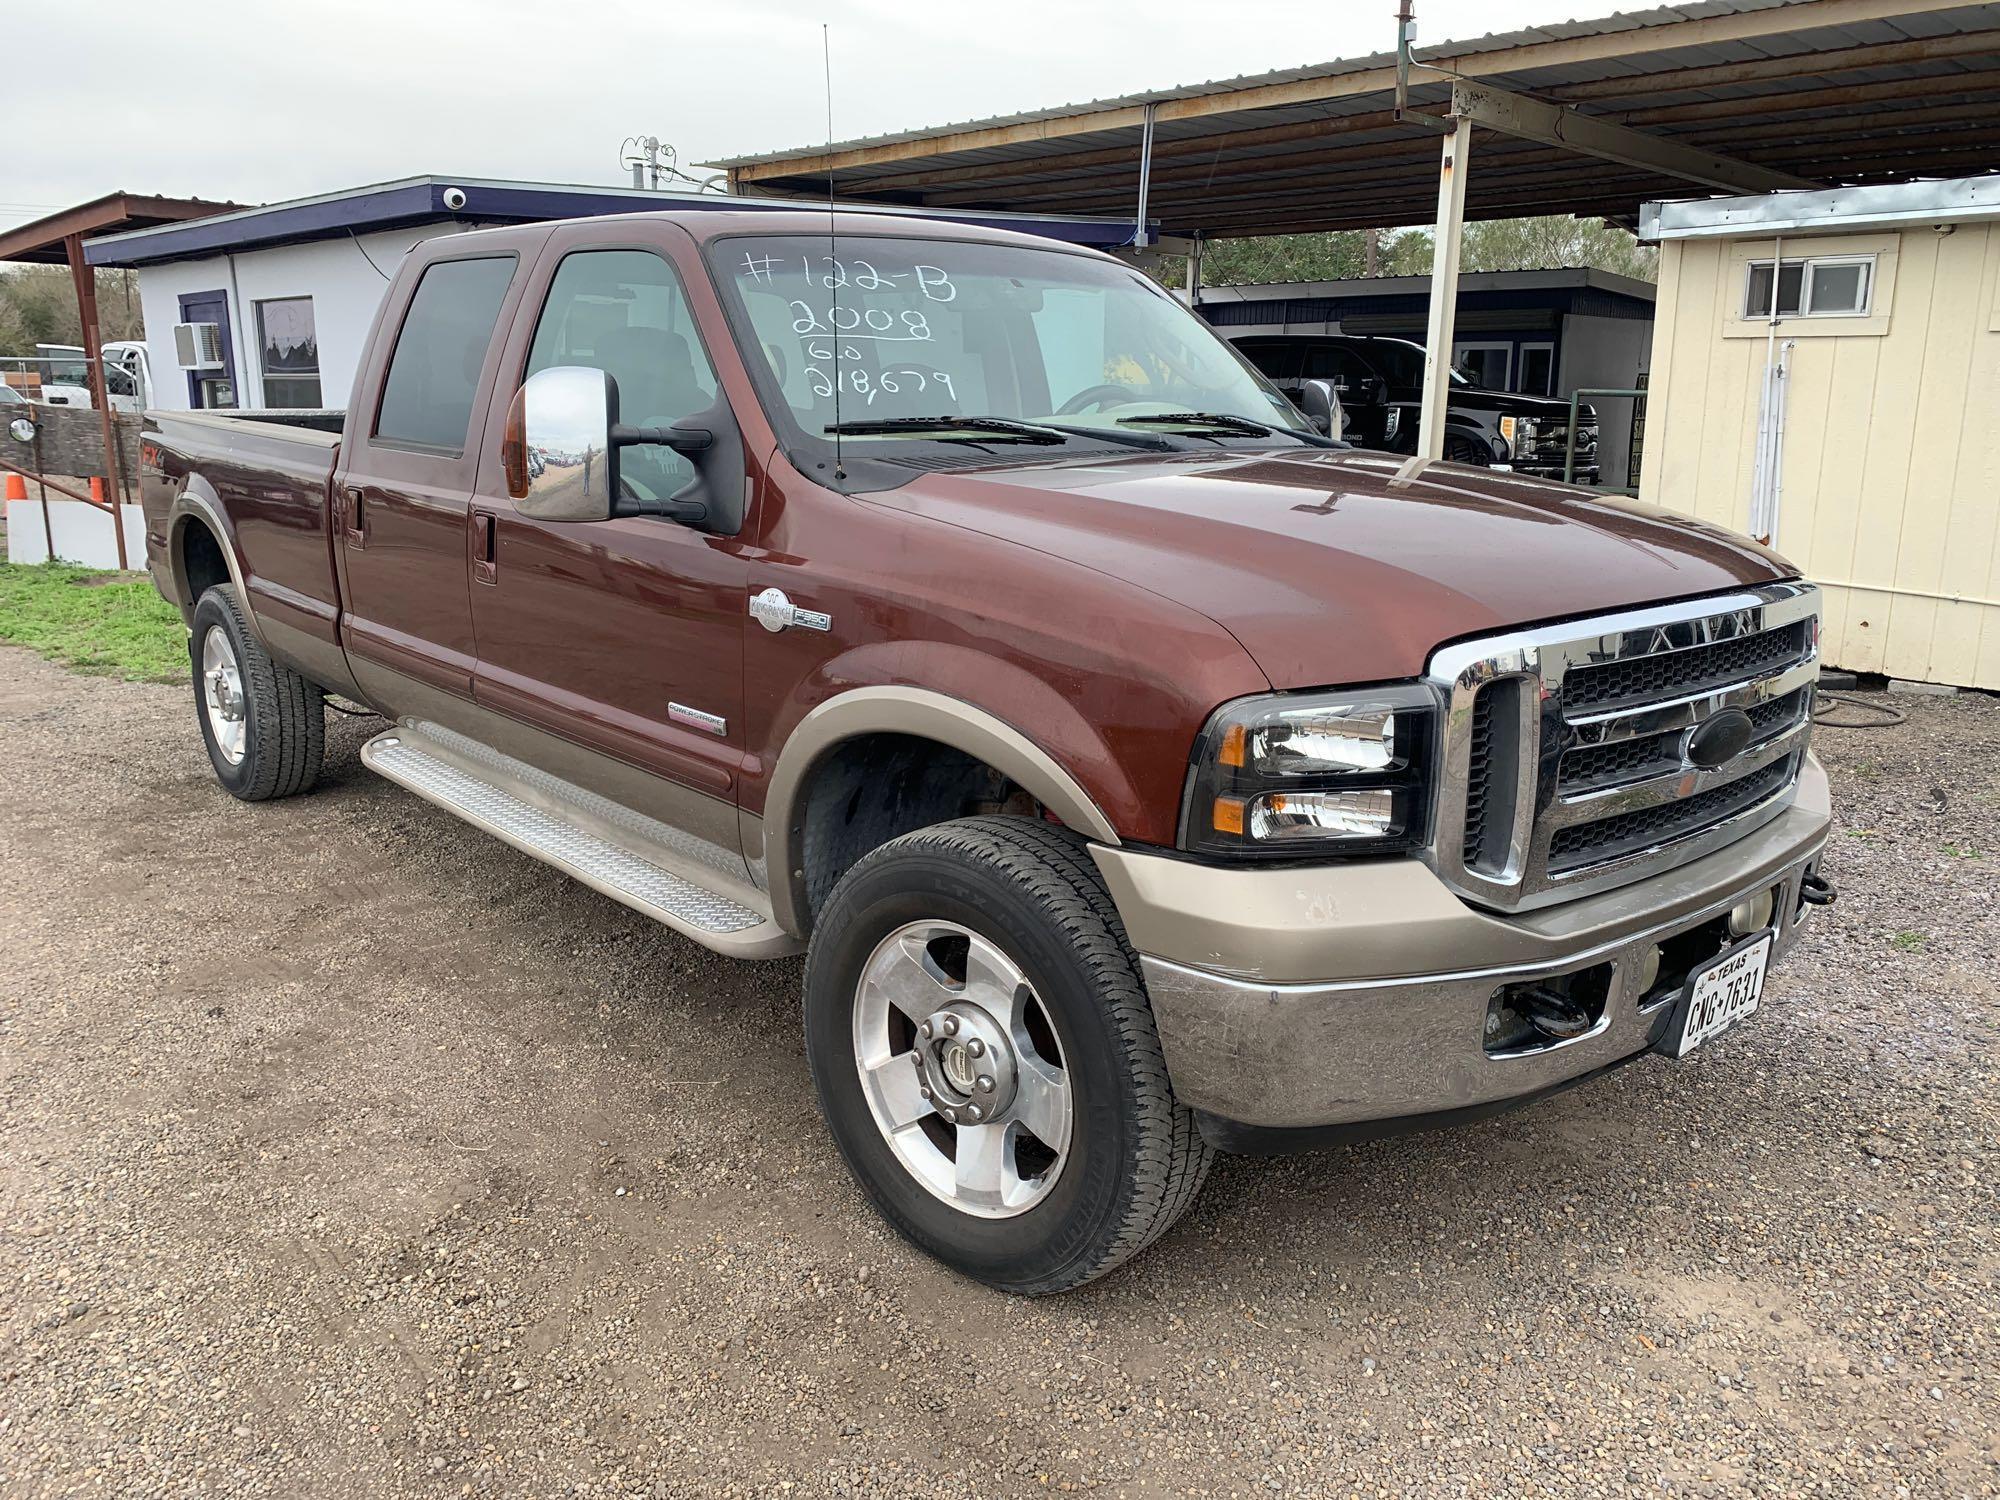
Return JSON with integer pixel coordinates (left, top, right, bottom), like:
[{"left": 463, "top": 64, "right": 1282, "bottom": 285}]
[
  {"left": 504, "top": 365, "right": 617, "bottom": 521},
  {"left": 1295, "top": 378, "right": 1343, "bottom": 438}
]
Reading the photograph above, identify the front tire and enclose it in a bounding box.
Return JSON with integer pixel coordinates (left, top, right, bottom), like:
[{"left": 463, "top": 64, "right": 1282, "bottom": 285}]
[
  {"left": 191, "top": 584, "right": 325, "bottom": 801},
  {"left": 803, "top": 816, "right": 1210, "bottom": 1294}
]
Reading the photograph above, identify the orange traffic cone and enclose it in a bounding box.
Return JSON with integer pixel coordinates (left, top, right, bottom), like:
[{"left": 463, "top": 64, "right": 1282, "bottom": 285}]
[
  {"left": 90, "top": 476, "right": 106, "bottom": 505},
  {"left": 3, "top": 472, "right": 25, "bottom": 502}
]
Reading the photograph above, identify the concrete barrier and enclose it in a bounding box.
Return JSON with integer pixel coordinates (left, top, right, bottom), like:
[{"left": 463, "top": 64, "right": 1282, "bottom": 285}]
[{"left": 6, "top": 499, "right": 147, "bottom": 569}]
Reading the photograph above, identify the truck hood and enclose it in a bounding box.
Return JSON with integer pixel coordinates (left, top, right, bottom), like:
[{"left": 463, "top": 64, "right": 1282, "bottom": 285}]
[{"left": 877, "top": 447, "right": 1794, "bottom": 690}]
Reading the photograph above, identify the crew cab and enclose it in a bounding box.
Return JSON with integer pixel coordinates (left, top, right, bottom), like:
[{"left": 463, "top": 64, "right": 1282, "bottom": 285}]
[
  {"left": 142, "top": 209, "right": 1832, "bottom": 1293},
  {"left": 1229, "top": 332, "right": 1600, "bottom": 483}
]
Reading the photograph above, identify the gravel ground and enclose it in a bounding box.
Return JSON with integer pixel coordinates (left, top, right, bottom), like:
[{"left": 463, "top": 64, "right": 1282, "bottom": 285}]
[{"left": 1, "top": 647, "right": 1995, "bottom": 1498}]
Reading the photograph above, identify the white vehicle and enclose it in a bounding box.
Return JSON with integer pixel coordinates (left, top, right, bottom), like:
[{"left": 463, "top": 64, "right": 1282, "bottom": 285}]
[{"left": 8, "top": 342, "right": 153, "bottom": 412}]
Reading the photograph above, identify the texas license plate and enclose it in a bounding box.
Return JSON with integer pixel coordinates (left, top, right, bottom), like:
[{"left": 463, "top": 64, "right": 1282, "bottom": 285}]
[{"left": 1670, "top": 932, "right": 1773, "bottom": 1058}]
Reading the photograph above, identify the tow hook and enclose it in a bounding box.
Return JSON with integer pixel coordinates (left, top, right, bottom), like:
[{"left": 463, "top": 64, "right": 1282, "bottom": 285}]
[
  {"left": 1800, "top": 872, "right": 1837, "bottom": 908},
  {"left": 1517, "top": 984, "right": 1596, "bottom": 1041}
]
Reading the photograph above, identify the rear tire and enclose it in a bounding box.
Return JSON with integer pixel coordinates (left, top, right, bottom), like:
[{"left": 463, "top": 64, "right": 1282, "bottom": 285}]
[
  {"left": 191, "top": 584, "right": 325, "bottom": 801},
  {"left": 803, "top": 816, "right": 1211, "bottom": 1294}
]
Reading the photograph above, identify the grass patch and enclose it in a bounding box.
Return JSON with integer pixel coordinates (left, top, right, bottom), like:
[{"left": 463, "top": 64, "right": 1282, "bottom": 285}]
[
  {"left": 0, "top": 563, "right": 187, "bottom": 683},
  {"left": 1889, "top": 930, "right": 1928, "bottom": 952}
]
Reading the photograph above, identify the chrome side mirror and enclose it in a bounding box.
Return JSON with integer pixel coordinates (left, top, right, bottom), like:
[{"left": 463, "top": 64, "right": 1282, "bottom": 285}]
[
  {"left": 8, "top": 416, "right": 35, "bottom": 444},
  {"left": 1295, "top": 378, "right": 1343, "bottom": 438},
  {"left": 504, "top": 366, "right": 617, "bottom": 521}
]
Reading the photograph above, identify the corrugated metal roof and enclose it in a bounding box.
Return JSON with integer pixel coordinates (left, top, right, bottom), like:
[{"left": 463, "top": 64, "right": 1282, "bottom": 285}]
[
  {"left": 707, "top": 0, "right": 2000, "bottom": 238},
  {"left": 713, "top": 0, "right": 1801, "bottom": 168}
]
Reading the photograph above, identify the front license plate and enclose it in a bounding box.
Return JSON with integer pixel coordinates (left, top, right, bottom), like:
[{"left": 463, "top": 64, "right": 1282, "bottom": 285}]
[{"left": 1671, "top": 932, "right": 1773, "bottom": 1058}]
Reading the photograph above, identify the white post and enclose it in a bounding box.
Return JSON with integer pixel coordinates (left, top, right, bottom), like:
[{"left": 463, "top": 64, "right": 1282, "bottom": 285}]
[
  {"left": 1134, "top": 103, "right": 1156, "bottom": 250},
  {"left": 1418, "top": 116, "right": 1470, "bottom": 463}
]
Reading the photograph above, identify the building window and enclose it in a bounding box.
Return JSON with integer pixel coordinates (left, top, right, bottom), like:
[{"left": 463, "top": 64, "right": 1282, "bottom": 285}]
[
  {"left": 256, "top": 297, "right": 322, "bottom": 407},
  {"left": 1743, "top": 256, "right": 1873, "bottom": 319},
  {"left": 1518, "top": 342, "right": 1556, "bottom": 396}
]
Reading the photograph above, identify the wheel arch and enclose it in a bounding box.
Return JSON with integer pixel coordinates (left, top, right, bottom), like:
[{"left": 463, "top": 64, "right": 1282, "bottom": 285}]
[
  {"left": 761, "top": 685, "right": 1123, "bottom": 938},
  {"left": 165, "top": 478, "right": 253, "bottom": 624}
]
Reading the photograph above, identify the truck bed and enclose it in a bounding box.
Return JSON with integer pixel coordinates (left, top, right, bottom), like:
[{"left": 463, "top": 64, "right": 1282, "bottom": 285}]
[{"left": 144, "top": 407, "right": 353, "bottom": 696}]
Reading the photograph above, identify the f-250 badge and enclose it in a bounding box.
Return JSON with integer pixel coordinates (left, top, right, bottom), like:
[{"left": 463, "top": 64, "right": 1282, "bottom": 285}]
[{"left": 749, "top": 587, "right": 831, "bottom": 634}]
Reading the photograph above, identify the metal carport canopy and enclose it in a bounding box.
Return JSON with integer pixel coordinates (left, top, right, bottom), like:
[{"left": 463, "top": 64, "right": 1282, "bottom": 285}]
[
  {"left": 708, "top": 0, "right": 2000, "bottom": 238},
  {"left": 709, "top": 0, "right": 2000, "bottom": 462}
]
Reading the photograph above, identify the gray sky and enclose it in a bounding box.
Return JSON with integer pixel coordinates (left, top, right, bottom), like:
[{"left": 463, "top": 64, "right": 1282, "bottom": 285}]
[{"left": 7, "top": 0, "right": 1605, "bottom": 234}]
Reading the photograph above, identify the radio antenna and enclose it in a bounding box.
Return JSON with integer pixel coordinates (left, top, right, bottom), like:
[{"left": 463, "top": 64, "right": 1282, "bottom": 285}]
[{"left": 823, "top": 23, "right": 845, "bottom": 482}]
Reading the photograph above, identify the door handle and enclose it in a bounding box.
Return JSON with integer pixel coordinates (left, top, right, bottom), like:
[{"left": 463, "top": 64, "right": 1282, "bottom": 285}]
[
  {"left": 343, "top": 486, "right": 367, "bottom": 548},
  {"left": 471, "top": 510, "right": 496, "bottom": 585}
]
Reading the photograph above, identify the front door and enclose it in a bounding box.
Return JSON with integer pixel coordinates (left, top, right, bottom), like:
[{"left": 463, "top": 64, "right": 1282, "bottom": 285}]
[
  {"left": 1307, "top": 346, "right": 1390, "bottom": 449},
  {"left": 178, "top": 291, "right": 237, "bottom": 409},
  {"left": 332, "top": 251, "right": 524, "bottom": 700},
  {"left": 467, "top": 232, "right": 752, "bottom": 866}
]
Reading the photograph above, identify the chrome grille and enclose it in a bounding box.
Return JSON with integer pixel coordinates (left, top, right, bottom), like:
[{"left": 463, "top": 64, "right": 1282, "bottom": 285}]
[
  {"left": 1429, "top": 583, "right": 1819, "bottom": 912},
  {"left": 1547, "top": 754, "right": 1799, "bottom": 873},
  {"left": 1564, "top": 620, "right": 1809, "bottom": 711}
]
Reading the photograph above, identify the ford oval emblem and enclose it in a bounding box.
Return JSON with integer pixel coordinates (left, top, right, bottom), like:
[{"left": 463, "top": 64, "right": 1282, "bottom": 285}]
[{"left": 1686, "top": 707, "right": 1755, "bottom": 770}]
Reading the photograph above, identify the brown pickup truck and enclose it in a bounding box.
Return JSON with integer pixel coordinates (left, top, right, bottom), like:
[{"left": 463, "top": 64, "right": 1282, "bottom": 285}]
[{"left": 142, "top": 208, "right": 1833, "bottom": 1293}]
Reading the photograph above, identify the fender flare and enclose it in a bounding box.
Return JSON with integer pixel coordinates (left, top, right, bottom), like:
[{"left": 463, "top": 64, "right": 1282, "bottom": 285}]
[
  {"left": 164, "top": 479, "right": 256, "bottom": 625},
  {"left": 760, "top": 685, "right": 1122, "bottom": 937}
]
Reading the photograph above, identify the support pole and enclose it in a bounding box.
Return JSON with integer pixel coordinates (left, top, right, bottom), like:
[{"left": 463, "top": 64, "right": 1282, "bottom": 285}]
[
  {"left": 1133, "top": 103, "right": 1156, "bottom": 249},
  {"left": 1417, "top": 116, "right": 1470, "bottom": 464},
  {"left": 1186, "top": 231, "right": 1204, "bottom": 306},
  {"left": 64, "top": 233, "right": 129, "bottom": 570}
]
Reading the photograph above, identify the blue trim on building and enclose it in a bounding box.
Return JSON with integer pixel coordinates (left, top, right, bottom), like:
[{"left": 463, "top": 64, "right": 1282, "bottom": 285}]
[{"left": 84, "top": 176, "right": 1141, "bottom": 266}]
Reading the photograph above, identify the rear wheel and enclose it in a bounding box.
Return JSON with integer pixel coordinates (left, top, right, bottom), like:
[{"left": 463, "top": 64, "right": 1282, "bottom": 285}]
[
  {"left": 191, "top": 584, "right": 325, "bottom": 801},
  {"left": 804, "top": 816, "right": 1210, "bottom": 1294}
]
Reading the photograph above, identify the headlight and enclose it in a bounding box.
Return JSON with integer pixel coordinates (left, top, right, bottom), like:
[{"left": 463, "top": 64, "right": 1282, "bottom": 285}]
[
  {"left": 1499, "top": 415, "right": 1538, "bottom": 445},
  {"left": 1180, "top": 684, "right": 1437, "bottom": 859}
]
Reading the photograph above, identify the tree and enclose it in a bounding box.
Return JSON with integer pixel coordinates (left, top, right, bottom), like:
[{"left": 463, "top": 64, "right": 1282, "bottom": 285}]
[
  {"left": 1457, "top": 216, "right": 1656, "bottom": 280},
  {"left": 1156, "top": 215, "right": 1653, "bottom": 292},
  {"left": 0, "top": 266, "right": 145, "bottom": 356}
]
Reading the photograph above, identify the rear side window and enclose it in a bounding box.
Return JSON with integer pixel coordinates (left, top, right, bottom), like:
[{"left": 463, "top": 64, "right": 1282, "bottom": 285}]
[{"left": 374, "top": 256, "right": 515, "bottom": 451}]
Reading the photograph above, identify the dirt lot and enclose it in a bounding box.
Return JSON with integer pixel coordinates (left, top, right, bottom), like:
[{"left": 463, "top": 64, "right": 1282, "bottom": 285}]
[{"left": 2, "top": 648, "right": 1996, "bottom": 1498}]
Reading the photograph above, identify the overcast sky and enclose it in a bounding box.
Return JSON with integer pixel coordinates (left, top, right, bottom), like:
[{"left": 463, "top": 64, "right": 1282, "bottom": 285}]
[{"left": 8, "top": 0, "right": 1607, "bottom": 234}]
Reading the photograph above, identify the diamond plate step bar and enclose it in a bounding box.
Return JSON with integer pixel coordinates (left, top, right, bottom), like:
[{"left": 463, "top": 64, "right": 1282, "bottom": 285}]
[{"left": 360, "top": 720, "right": 801, "bottom": 959}]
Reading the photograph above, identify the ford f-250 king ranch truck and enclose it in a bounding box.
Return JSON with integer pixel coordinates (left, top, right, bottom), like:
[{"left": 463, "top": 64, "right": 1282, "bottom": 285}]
[{"left": 142, "top": 209, "right": 1834, "bottom": 1294}]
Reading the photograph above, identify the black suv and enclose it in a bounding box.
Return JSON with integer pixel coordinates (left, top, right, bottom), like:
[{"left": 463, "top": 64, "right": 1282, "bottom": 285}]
[{"left": 1229, "top": 333, "right": 1599, "bottom": 483}]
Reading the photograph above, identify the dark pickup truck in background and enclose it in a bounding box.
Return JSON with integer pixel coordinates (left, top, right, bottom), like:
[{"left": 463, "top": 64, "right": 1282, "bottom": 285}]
[
  {"left": 1230, "top": 332, "right": 1600, "bottom": 483},
  {"left": 142, "top": 208, "right": 1828, "bottom": 1293}
]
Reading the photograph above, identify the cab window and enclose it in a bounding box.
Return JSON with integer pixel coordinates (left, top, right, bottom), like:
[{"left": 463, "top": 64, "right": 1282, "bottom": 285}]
[
  {"left": 525, "top": 249, "right": 717, "bottom": 504},
  {"left": 375, "top": 256, "right": 516, "bottom": 452}
]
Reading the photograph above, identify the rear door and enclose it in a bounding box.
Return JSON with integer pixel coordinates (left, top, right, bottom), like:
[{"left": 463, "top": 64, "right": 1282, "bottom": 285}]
[
  {"left": 333, "top": 246, "right": 537, "bottom": 700},
  {"left": 465, "top": 225, "right": 753, "bottom": 862}
]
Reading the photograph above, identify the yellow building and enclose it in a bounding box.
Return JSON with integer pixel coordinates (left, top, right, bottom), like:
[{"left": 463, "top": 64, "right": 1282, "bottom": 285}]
[{"left": 1639, "top": 176, "right": 2000, "bottom": 690}]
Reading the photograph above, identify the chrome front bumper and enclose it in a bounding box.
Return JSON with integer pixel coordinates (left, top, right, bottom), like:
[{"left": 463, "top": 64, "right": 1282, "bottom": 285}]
[{"left": 1094, "top": 754, "right": 1831, "bottom": 1140}]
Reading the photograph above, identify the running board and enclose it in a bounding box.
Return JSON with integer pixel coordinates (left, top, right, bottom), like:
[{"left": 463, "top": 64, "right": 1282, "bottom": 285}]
[{"left": 360, "top": 721, "right": 800, "bottom": 959}]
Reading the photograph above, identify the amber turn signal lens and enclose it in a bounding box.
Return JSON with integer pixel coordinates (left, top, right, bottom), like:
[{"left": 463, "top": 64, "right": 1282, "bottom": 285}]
[
  {"left": 1211, "top": 796, "right": 1246, "bottom": 836},
  {"left": 1218, "top": 723, "right": 1246, "bottom": 768}
]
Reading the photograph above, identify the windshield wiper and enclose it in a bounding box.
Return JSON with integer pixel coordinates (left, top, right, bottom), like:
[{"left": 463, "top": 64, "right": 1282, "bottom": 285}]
[
  {"left": 823, "top": 414, "right": 1178, "bottom": 452},
  {"left": 1116, "top": 411, "right": 1340, "bottom": 448},
  {"left": 822, "top": 416, "right": 1065, "bottom": 445}
]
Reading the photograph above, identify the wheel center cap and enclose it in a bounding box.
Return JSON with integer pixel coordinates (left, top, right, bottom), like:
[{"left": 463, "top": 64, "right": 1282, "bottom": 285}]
[
  {"left": 915, "top": 1000, "right": 1018, "bottom": 1124},
  {"left": 941, "top": 1042, "right": 977, "bottom": 1092}
]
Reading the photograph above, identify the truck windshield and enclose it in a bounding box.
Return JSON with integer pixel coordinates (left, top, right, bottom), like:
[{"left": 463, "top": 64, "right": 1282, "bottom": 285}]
[{"left": 711, "top": 234, "right": 1311, "bottom": 464}]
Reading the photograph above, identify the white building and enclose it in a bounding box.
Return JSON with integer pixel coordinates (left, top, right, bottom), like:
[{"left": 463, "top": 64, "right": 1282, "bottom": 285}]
[{"left": 83, "top": 175, "right": 1140, "bottom": 414}]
